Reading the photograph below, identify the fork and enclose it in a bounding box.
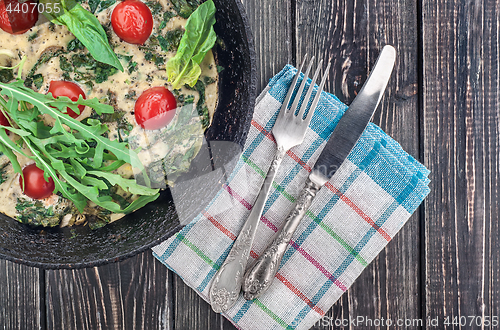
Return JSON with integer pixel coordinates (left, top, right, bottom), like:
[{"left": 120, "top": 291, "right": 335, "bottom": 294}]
[{"left": 209, "top": 56, "right": 330, "bottom": 313}]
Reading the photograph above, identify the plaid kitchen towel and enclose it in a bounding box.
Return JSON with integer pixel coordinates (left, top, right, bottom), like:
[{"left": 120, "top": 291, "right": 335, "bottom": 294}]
[{"left": 152, "top": 65, "right": 430, "bottom": 330}]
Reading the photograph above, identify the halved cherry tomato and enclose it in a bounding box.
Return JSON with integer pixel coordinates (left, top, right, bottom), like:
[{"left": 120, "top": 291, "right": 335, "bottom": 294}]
[
  {"left": 47, "top": 81, "right": 86, "bottom": 119},
  {"left": 134, "top": 87, "right": 177, "bottom": 130},
  {"left": 111, "top": 0, "right": 153, "bottom": 45},
  {"left": 0, "top": 111, "right": 10, "bottom": 127},
  {"left": 0, "top": 0, "right": 38, "bottom": 34},
  {"left": 19, "top": 163, "right": 55, "bottom": 200},
  {"left": 0, "top": 111, "right": 11, "bottom": 135}
]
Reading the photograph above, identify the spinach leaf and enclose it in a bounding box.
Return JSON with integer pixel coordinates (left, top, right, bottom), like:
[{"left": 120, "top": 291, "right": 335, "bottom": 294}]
[
  {"left": 59, "top": 56, "right": 73, "bottom": 72},
  {"left": 60, "top": 53, "right": 120, "bottom": 84},
  {"left": 88, "top": 0, "right": 99, "bottom": 13},
  {"left": 67, "top": 38, "right": 84, "bottom": 52},
  {"left": 145, "top": 1, "right": 162, "bottom": 15},
  {"left": 28, "top": 31, "right": 39, "bottom": 41},
  {"left": 0, "top": 69, "right": 13, "bottom": 83},
  {"left": 159, "top": 11, "right": 176, "bottom": 30},
  {"left": 170, "top": 0, "right": 201, "bottom": 18},
  {"left": 128, "top": 61, "right": 138, "bottom": 74},
  {"left": 15, "top": 199, "right": 62, "bottom": 227},
  {"left": 83, "top": 0, "right": 116, "bottom": 14},
  {"left": 186, "top": 79, "right": 209, "bottom": 128},
  {"left": 96, "top": 0, "right": 115, "bottom": 13},
  {"left": 158, "top": 28, "right": 184, "bottom": 52},
  {"left": 25, "top": 46, "right": 65, "bottom": 87},
  {"left": 32, "top": 74, "right": 44, "bottom": 89},
  {"left": 144, "top": 52, "right": 165, "bottom": 68},
  {"left": 40, "top": 0, "right": 123, "bottom": 72},
  {"left": 166, "top": 0, "right": 216, "bottom": 88},
  {"left": 0, "top": 163, "right": 7, "bottom": 185}
]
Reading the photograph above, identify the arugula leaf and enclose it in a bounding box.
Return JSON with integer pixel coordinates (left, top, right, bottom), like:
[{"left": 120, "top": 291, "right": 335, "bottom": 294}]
[
  {"left": 166, "top": 0, "right": 217, "bottom": 88},
  {"left": 40, "top": 0, "right": 123, "bottom": 71},
  {"left": 0, "top": 79, "right": 159, "bottom": 214},
  {"left": 0, "top": 131, "right": 23, "bottom": 178},
  {"left": 26, "top": 136, "right": 89, "bottom": 211},
  {"left": 87, "top": 171, "right": 158, "bottom": 196}
]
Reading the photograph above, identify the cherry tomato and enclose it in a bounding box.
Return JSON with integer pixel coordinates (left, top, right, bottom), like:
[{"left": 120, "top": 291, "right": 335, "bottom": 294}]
[
  {"left": 111, "top": 0, "right": 153, "bottom": 45},
  {"left": 19, "top": 163, "right": 55, "bottom": 200},
  {"left": 47, "top": 81, "right": 86, "bottom": 119},
  {"left": 0, "top": 0, "right": 38, "bottom": 34},
  {"left": 0, "top": 111, "right": 10, "bottom": 127},
  {"left": 135, "top": 87, "right": 177, "bottom": 130},
  {"left": 0, "top": 111, "right": 11, "bottom": 135}
]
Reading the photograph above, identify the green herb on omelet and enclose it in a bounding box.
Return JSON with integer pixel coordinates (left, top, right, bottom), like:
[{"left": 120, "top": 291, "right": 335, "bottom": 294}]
[
  {"left": 0, "top": 69, "right": 13, "bottom": 83},
  {"left": 170, "top": 0, "right": 201, "bottom": 18}
]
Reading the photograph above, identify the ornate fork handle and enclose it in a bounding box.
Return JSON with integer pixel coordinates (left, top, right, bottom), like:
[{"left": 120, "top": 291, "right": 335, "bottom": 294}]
[
  {"left": 242, "top": 177, "right": 322, "bottom": 300},
  {"left": 209, "top": 147, "right": 287, "bottom": 313}
]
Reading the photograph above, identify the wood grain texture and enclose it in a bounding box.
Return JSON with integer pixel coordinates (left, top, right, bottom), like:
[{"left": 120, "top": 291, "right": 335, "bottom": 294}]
[
  {"left": 240, "top": 0, "right": 293, "bottom": 91},
  {"left": 45, "top": 252, "right": 171, "bottom": 329},
  {"left": 0, "top": 260, "right": 42, "bottom": 330},
  {"left": 296, "top": 0, "right": 422, "bottom": 328},
  {"left": 484, "top": 1, "right": 500, "bottom": 324},
  {"left": 172, "top": 275, "right": 233, "bottom": 330},
  {"left": 422, "top": 0, "right": 500, "bottom": 327}
]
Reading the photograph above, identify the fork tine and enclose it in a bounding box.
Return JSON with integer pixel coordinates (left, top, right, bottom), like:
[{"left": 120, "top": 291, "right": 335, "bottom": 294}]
[
  {"left": 297, "top": 59, "right": 323, "bottom": 120},
  {"left": 302, "top": 61, "right": 331, "bottom": 127},
  {"left": 277, "top": 55, "right": 308, "bottom": 122},
  {"left": 288, "top": 56, "right": 315, "bottom": 116}
]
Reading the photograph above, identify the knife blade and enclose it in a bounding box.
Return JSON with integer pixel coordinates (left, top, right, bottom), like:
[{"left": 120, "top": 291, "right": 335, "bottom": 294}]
[{"left": 242, "top": 45, "right": 396, "bottom": 300}]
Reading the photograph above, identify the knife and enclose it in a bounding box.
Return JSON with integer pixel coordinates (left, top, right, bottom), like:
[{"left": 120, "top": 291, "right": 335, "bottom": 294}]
[{"left": 242, "top": 45, "right": 396, "bottom": 300}]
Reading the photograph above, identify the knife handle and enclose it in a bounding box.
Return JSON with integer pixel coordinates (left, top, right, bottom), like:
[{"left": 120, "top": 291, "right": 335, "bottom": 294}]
[
  {"left": 242, "top": 177, "right": 322, "bottom": 300},
  {"left": 209, "top": 147, "right": 286, "bottom": 313}
]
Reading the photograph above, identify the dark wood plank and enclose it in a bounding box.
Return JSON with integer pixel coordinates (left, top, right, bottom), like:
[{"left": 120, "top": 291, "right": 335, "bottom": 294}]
[
  {"left": 45, "top": 252, "right": 172, "bottom": 329},
  {"left": 296, "top": 0, "right": 422, "bottom": 328},
  {"left": 172, "top": 274, "right": 231, "bottom": 329},
  {"left": 241, "top": 0, "right": 293, "bottom": 92},
  {"left": 0, "top": 260, "right": 43, "bottom": 329},
  {"left": 422, "top": 0, "right": 500, "bottom": 327},
  {"left": 484, "top": 3, "right": 500, "bottom": 324}
]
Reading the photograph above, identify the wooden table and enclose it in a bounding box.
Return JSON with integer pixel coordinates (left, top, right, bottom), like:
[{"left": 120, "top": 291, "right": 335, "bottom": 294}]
[{"left": 1, "top": 0, "right": 499, "bottom": 328}]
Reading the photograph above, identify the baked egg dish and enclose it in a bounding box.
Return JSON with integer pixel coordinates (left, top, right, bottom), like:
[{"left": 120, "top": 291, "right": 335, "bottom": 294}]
[{"left": 0, "top": 0, "right": 218, "bottom": 228}]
